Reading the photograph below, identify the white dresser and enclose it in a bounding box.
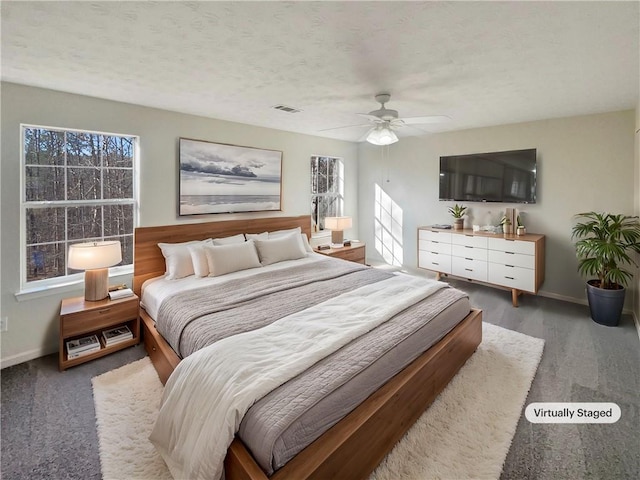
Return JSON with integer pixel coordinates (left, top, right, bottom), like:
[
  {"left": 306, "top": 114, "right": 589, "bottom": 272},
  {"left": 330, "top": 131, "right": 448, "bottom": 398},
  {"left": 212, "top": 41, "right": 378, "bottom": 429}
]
[{"left": 418, "top": 227, "right": 545, "bottom": 306}]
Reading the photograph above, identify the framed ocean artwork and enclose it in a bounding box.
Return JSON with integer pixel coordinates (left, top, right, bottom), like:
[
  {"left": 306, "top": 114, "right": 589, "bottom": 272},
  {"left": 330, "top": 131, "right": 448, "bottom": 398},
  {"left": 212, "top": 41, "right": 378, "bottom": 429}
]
[{"left": 179, "top": 138, "right": 282, "bottom": 215}]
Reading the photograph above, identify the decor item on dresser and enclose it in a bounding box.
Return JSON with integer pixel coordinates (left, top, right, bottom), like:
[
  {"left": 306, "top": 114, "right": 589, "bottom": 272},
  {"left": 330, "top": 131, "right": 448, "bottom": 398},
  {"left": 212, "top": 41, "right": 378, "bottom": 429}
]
[
  {"left": 324, "top": 215, "right": 352, "bottom": 246},
  {"left": 178, "top": 138, "right": 282, "bottom": 215},
  {"left": 68, "top": 241, "right": 122, "bottom": 301},
  {"left": 571, "top": 212, "right": 640, "bottom": 326},
  {"left": 448, "top": 203, "right": 467, "bottom": 230},
  {"left": 499, "top": 215, "right": 513, "bottom": 234},
  {"left": 418, "top": 226, "right": 545, "bottom": 307},
  {"left": 516, "top": 215, "right": 526, "bottom": 236}
]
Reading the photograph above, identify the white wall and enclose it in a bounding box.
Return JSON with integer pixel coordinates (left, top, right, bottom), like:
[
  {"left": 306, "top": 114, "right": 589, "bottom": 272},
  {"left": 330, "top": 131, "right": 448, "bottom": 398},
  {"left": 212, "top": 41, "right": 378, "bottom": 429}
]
[
  {"left": 358, "top": 110, "right": 636, "bottom": 305},
  {"left": 0, "top": 82, "right": 358, "bottom": 367}
]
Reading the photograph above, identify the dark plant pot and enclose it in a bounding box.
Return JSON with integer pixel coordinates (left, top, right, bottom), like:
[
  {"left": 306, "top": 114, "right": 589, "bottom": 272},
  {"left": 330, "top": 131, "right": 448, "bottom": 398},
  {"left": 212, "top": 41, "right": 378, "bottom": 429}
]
[{"left": 586, "top": 280, "right": 625, "bottom": 326}]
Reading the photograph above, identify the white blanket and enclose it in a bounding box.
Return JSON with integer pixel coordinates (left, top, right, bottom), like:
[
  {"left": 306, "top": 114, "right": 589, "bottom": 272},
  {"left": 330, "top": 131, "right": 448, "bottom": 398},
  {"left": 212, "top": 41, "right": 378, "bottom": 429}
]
[{"left": 149, "top": 274, "right": 447, "bottom": 480}]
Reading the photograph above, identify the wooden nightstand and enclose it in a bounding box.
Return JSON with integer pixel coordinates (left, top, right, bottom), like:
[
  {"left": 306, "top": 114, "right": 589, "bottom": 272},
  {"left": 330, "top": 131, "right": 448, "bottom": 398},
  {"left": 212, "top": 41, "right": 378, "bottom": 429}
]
[
  {"left": 314, "top": 242, "right": 366, "bottom": 264},
  {"left": 59, "top": 294, "right": 140, "bottom": 371}
]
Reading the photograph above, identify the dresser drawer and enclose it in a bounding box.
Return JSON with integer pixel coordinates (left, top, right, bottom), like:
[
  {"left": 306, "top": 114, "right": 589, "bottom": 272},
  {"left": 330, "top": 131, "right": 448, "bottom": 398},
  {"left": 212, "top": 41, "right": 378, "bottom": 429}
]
[
  {"left": 419, "top": 229, "right": 452, "bottom": 243},
  {"left": 418, "top": 239, "right": 452, "bottom": 255},
  {"left": 488, "top": 249, "right": 535, "bottom": 269},
  {"left": 451, "top": 244, "right": 488, "bottom": 261},
  {"left": 488, "top": 237, "right": 535, "bottom": 255},
  {"left": 418, "top": 251, "right": 452, "bottom": 274},
  {"left": 451, "top": 256, "right": 488, "bottom": 282},
  {"left": 62, "top": 300, "right": 139, "bottom": 337},
  {"left": 488, "top": 263, "right": 535, "bottom": 292},
  {"left": 452, "top": 234, "right": 488, "bottom": 249}
]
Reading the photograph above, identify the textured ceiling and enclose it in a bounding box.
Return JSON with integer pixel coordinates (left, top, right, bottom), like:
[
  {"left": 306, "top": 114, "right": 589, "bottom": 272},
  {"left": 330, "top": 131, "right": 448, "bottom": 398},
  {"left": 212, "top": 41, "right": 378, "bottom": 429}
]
[{"left": 2, "top": 1, "right": 639, "bottom": 142}]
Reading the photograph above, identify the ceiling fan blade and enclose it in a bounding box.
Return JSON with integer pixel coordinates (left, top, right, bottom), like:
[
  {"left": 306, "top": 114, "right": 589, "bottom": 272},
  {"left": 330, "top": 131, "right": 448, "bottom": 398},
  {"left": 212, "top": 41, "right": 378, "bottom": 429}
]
[
  {"left": 318, "top": 123, "right": 373, "bottom": 132},
  {"left": 401, "top": 115, "right": 451, "bottom": 125},
  {"left": 356, "top": 113, "right": 384, "bottom": 122}
]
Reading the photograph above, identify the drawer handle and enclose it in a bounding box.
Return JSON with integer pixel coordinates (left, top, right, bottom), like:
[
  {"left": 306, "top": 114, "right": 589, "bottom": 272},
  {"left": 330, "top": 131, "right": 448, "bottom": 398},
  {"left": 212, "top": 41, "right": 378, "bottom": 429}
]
[
  {"left": 152, "top": 346, "right": 157, "bottom": 352},
  {"left": 506, "top": 239, "right": 515, "bottom": 242},
  {"left": 464, "top": 245, "right": 473, "bottom": 248},
  {"left": 431, "top": 252, "right": 439, "bottom": 255},
  {"left": 465, "top": 257, "right": 473, "bottom": 261},
  {"left": 432, "top": 241, "right": 439, "bottom": 244},
  {"left": 505, "top": 251, "right": 515, "bottom": 255},
  {"left": 505, "top": 276, "right": 515, "bottom": 280},
  {"left": 432, "top": 262, "right": 440, "bottom": 266},
  {"left": 465, "top": 268, "right": 473, "bottom": 272},
  {"left": 465, "top": 234, "right": 473, "bottom": 237},
  {"left": 505, "top": 264, "right": 515, "bottom": 268},
  {"left": 97, "top": 309, "right": 110, "bottom": 314}
]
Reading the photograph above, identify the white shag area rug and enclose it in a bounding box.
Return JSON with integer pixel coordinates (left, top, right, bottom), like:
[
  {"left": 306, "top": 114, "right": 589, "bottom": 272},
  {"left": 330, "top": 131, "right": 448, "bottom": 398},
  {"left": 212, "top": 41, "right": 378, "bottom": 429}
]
[{"left": 92, "top": 322, "right": 544, "bottom": 480}]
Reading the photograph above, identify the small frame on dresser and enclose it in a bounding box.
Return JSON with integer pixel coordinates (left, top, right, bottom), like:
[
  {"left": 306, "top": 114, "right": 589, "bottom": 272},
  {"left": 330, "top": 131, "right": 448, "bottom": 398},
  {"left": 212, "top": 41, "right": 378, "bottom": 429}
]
[{"left": 179, "top": 138, "right": 283, "bottom": 216}]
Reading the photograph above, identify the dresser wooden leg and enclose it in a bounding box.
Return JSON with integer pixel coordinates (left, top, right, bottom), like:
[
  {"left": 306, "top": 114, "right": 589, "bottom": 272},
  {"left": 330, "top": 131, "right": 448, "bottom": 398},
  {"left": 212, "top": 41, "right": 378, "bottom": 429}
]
[
  {"left": 512, "top": 289, "right": 520, "bottom": 307},
  {"left": 436, "top": 272, "right": 441, "bottom": 281}
]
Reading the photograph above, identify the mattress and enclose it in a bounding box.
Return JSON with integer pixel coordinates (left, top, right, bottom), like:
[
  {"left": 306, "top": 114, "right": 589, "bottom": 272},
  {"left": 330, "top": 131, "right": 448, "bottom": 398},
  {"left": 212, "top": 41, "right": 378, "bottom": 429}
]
[{"left": 143, "top": 254, "right": 470, "bottom": 475}]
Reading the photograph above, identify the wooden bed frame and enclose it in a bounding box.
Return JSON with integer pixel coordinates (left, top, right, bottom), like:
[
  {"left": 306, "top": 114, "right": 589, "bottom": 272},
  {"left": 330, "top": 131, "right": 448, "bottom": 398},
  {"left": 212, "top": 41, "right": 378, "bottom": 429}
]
[{"left": 133, "top": 215, "right": 483, "bottom": 480}]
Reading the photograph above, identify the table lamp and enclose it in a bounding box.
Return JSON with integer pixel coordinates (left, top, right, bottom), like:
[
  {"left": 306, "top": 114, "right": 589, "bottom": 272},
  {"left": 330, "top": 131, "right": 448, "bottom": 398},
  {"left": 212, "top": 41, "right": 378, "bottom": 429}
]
[
  {"left": 68, "top": 241, "right": 122, "bottom": 301},
  {"left": 324, "top": 216, "right": 352, "bottom": 247}
]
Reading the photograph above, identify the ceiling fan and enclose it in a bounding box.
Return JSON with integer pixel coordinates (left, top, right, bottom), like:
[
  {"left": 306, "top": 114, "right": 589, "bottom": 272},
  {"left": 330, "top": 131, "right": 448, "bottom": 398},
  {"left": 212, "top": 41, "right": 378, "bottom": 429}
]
[{"left": 323, "top": 93, "right": 450, "bottom": 145}]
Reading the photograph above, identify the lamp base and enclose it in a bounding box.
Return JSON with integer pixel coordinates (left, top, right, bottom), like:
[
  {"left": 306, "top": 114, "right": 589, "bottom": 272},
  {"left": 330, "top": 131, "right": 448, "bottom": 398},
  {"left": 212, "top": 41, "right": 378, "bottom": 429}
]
[
  {"left": 331, "top": 230, "right": 344, "bottom": 245},
  {"left": 84, "top": 268, "right": 109, "bottom": 301}
]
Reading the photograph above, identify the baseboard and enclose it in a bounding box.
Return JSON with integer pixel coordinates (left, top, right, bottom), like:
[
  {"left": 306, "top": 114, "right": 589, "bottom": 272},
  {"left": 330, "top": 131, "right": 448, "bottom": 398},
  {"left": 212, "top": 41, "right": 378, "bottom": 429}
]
[
  {"left": 1, "top": 346, "right": 55, "bottom": 370},
  {"left": 536, "top": 290, "right": 589, "bottom": 307}
]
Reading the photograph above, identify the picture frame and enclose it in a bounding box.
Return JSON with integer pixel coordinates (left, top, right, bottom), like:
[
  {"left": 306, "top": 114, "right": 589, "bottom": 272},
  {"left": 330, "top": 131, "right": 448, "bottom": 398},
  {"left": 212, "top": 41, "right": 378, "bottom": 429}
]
[{"left": 179, "top": 138, "right": 283, "bottom": 215}]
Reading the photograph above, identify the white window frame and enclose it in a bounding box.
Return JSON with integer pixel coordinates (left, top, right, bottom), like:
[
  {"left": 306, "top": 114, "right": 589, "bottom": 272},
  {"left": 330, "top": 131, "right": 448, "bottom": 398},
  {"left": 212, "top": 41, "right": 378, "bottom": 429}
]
[
  {"left": 19, "top": 124, "right": 140, "bottom": 297},
  {"left": 310, "top": 155, "right": 344, "bottom": 232}
]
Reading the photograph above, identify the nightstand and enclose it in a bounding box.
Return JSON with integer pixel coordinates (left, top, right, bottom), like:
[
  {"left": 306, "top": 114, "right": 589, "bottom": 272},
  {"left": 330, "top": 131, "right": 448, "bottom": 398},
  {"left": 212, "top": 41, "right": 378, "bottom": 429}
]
[
  {"left": 314, "top": 242, "right": 366, "bottom": 264},
  {"left": 59, "top": 294, "right": 140, "bottom": 371}
]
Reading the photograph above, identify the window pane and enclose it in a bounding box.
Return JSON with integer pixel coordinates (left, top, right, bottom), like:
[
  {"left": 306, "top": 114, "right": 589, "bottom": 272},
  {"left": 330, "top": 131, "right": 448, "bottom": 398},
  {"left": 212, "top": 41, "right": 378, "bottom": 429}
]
[
  {"left": 26, "top": 207, "right": 66, "bottom": 244},
  {"left": 25, "top": 166, "right": 66, "bottom": 201},
  {"left": 24, "top": 128, "right": 65, "bottom": 166},
  {"left": 26, "top": 242, "right": 66, "bottom": 282},
  {"left": 67, "top": 206, "right": 102, "bottom": 240},
  {"left": 103, "top": 136, "right": 133, "bottom": 168},
  {"left": 104, "top": 169, "right": 133, "bottom": 199},
  {"left": 66, "top": 132, "right": 101, "bottom": 166},
  {"left": 104, "top": 204, "right": 133, "bottom": 237},
  {"left": 68, "top": 167, "right": 101, "bottom": 200}
]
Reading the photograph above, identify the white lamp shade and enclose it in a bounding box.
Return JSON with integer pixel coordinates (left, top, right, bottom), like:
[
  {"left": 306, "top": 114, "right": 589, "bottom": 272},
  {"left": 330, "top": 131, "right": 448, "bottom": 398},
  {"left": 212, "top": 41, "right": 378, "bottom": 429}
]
[
  {"left": 324, "top": 216, "right": 352, "bottom": 231},
  {"left": 366, "top": 125, "right": 399, "bottom": 146},
  {"left": 68, "top": 241, "right": 122, "bottom": 270}
]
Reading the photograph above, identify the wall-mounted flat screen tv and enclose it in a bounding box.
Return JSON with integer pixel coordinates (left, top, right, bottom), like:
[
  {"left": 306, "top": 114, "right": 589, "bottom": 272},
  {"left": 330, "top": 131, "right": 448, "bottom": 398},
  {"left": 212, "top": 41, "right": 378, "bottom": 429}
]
[{"left": 439, "top": 148, "right": 537, "bottom": 203}]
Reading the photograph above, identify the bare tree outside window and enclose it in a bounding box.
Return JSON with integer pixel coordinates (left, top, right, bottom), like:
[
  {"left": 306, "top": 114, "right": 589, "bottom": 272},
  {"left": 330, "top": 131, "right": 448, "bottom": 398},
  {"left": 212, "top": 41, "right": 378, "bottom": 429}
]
[
  {"left": 22, "top": 126, "right": 137, "bottom": 286},
  {"left": 310, "top": 156, "right": 343, "bottom": 232}
]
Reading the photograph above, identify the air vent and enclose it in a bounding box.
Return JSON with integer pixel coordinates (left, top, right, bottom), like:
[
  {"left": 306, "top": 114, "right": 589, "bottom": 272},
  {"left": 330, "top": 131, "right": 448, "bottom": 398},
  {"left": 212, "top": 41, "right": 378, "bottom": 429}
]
[{"left": 272, "top": 104, "right": 302, "bottom": 114}]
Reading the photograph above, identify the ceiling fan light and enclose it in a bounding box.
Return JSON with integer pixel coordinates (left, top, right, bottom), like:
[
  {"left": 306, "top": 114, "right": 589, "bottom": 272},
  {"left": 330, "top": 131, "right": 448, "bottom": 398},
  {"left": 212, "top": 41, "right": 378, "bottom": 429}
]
[{"left": 366, "top": 125, "right": 398, "bottom": 146}]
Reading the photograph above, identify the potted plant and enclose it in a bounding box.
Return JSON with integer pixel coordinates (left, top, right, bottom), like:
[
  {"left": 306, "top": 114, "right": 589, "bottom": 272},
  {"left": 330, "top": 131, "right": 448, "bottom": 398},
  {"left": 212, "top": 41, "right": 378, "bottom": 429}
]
[
  {"left": 571, "top": 212, "right": 640, "bottom": 326},
  {"left": 448, "top": 204, "right": 467, "bottom": 230},
  {"left": 516, "top": 215, "right": 526, "bottom": 236},
  {"left": 499, "top": 216, "right": 513, "bottom": 234}
]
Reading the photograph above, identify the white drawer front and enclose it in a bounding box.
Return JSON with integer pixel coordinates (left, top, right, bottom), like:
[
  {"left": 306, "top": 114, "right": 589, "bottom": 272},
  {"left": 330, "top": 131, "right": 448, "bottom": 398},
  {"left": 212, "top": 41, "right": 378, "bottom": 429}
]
[
  {"left": 488, "top": 249, "right": 535, "bottom": 269},
  {"left": 452, "top": 234, "right": 488, "bottom": 249},
  {"left": 487, "top": 237, "right": 535, "bottom": 255},
  {"left": 419, "top": 229, "right": 452, "bottom": 243},
  {"left": 418, "top": 251, "right": 452, "bottom": 274},
  {"left": 488, "top": 263, "right": 535, "bottom": 292},
  {"left": 419, "top": 239, "right": 451, "bottom": 255},
  {"left": 451, "top": 256, "right": 488, "bottom": 282},
  {"left": 451, "top": 244, "right": 488, "bottom": 261}
]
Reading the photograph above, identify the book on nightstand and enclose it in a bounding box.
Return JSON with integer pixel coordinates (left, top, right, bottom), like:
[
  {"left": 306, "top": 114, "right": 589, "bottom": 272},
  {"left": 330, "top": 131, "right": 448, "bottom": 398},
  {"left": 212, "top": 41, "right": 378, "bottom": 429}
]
[
  {"left": 108, "top": 288, "right": 134, "bottom": 300},
  {"left": 66, "top": 334, "right": 101, "bottom": 358},
  {"left": 102, "top": 325, "right": 133, "bottom": 346}
]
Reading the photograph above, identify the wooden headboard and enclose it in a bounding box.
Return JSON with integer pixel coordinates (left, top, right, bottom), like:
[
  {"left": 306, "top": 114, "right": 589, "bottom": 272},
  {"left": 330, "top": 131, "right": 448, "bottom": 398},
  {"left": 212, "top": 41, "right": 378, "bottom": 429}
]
[{"left": 133, "top": 215, "right": 312, "bottom": 297}]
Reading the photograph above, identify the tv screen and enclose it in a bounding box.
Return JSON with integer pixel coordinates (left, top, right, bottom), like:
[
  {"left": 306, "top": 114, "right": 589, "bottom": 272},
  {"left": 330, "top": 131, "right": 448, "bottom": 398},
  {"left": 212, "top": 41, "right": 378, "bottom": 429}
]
[{"left": 439, "top": 148, "right": 537, "bottom": 203}]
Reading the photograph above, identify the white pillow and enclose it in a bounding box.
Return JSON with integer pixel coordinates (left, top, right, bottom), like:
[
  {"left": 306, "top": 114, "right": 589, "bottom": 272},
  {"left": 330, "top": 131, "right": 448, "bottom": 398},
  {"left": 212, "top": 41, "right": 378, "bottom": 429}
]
[
  {"left": 245, "top": 231, "right": 269, "bottom": 241},
  {"left": 254, "top": 233, "right": 307, "bottom": 266},
  {"left": 212, "top": 233, "right": 246, "bottom": 245},
  {"left": 188, "top": 239, "right": 214, "bottom": 277},
  {"left": 203, "top": 240, "right": 261, "bottom": 277},
  {"left": 300, "top": 233, "right": 314, "bottom": 253},
  {"left": 269, "top": 226, "right": 302, "bottom": 238},
  {"left": 158, "top": 240, "right": 201, "bottom": 279}
]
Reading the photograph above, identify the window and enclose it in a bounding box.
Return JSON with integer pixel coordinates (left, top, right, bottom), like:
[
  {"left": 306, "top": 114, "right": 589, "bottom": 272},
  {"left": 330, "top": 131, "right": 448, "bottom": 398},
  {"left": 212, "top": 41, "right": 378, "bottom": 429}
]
[
  {"left": 310, "top": 156, "right": 343, "bottom": 232},
  {"left": 21, "top": 126, "right": 138, "bottom": 289}
]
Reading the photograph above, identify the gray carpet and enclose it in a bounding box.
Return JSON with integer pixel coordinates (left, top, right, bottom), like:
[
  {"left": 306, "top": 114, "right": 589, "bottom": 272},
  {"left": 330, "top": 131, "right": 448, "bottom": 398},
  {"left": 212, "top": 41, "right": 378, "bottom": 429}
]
[{"left": 1, "top": 280, "right": 639, "bottom": 479}]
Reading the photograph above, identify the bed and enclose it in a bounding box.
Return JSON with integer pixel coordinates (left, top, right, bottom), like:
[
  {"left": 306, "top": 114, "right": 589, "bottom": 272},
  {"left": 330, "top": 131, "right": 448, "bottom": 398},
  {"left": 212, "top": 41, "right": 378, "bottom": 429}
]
[{"left": 133, "top": 215, "right": 482, "bottom": 480}]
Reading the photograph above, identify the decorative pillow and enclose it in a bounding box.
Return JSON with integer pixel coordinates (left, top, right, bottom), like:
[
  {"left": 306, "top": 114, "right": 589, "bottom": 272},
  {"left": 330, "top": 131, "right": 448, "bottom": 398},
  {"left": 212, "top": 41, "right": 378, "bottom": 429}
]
[
  {"left": 212, "top": 233, "right": 246, "bottom": 245},
  {"left": 188, "top": 239, "right": 214, "bottom": 277},
  {"left": 158, "top": 240, "right": 202, "bottom": 279},
  {"left": 299, "top": 233, "right": 314, "bottom": 253},
  {"left": 245, "top": 231, "right": 269, "bottom": 241},
  {"left": 269, "top": 226, "right": 302, "bottom": 239},
  {"left": 254, "top": 233, "right": 307, "bottom": 266},
  {"left": 203, "top": 240, "right": 261, "bottom": 277}
]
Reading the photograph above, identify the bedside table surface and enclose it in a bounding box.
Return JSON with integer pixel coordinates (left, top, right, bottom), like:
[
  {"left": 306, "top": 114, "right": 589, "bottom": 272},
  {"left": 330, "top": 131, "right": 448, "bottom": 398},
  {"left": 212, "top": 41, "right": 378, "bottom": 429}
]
[
  {"left": 314, "top": 241, "right": 365, "bottom": 255},
  {"left": 60, "top": 294, "right": 138, "bottom": 316}
]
